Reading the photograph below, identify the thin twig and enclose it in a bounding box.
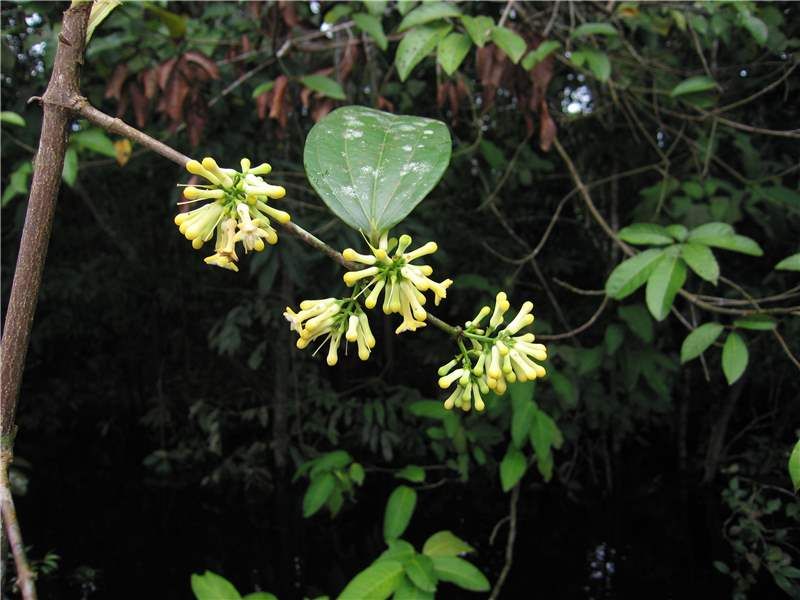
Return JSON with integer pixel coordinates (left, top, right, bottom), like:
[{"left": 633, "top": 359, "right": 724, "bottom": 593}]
[{"left": 488, "top": 484, "right": 520, "bottom": 600}]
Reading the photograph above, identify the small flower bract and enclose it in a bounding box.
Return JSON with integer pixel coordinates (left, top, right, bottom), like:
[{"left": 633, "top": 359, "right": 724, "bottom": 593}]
[{"left": 174, "top": 157, "right": 290, "bottom": 272}]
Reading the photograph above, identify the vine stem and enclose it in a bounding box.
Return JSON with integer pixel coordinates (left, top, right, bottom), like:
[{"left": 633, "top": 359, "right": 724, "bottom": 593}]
[{"left": 488, "top": 483, "right": 520, "bottom": 600}]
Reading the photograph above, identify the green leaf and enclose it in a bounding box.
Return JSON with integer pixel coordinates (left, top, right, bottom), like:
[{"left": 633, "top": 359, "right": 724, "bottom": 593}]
[
  {"left": 2, "top": 161, "right": 33, "bottom": 206},
  {"left": 364, "top": 0, "right": 388, "bottom": 17},
  {"left": 618, "top": 223, "right": 674, "bottom": 245},
  {"left": 71, "top": 128, "right": 116, "bottom": 157},
  {"left": 243, "top": 594, "right": 278, "bottom": 600},
  {"left": 511, "top": 396, "right": 536, "bottom": 449},
  {"left": 338, "top": 560, "right": 404, "bottom": 600},
  {"left": 384, "top": 486, "right": 417, "bottom": 541},
  {"left": 143, "top": 3, "right": 187, "bottom": 38},
  {"left": 422, "top": 531, "right": 474, "bottom": 557},
  {"left": 408, "top": 400, "right": 448, "bottom": 420},
  {"left": 549, "top": 370, "right": 578, "bottom": 408},
  {"left": 353, "top": 13, "right": 388, "bottom": 51},
  {"left": 521, "top": 40, "right": 561, "bottom": 70},
  {"left": 397, "top": 2, "right": 461, "bottom": 31},
  {"left": 62, "top": 147, "right": 78, "bottom": 187},
  {"left": 536, "top": 450, "right": 554, "bottom": 482},
  {"left": 430, "top": 556, "right": 490, "bottom": 592},
  {"left": 584, "top": 49, "right": 611, "bottom": 82},
  {"left": 500, "top": 445, "right": 526, "bottom": 492},
  {"left": 349, "top": 462, "right": 365, "bottom": 485},
  {"left": 310, "top": 450, "right": 353, "bottom": 477},
  {"left": 0, "top": 111, "right": 26, "bottom": 127},
  {"left": 680, "top": 323, "right": 724, "bottom": 363},
  {"left": 395, "top": 23, "right": 452, "bottom": 82},
  {"left": 687, "top": 223, "right": 763, "bottom": 256},
  {"left": 378, "top": 539, "right": 416, "bottom": 564},
  {"left": 437, "top": 33, "right": 471, "bottom": 76},
  {"left": 393, "top": 577, "right": 434, "bottom": 600},
  {"left": 733, "top": 315, "right": 776, "bottom": 331},
  {"left": 775, "top": 253, "right": 800, "bottom": 272},
  {"left": 86, "top": 0, "right": 121, "bottom": 42},
  {"left": 789, "top": 439, "right": 800, "bottom": 493},
  {"left": 251, "top": 81, "right": 275, "bottom": 98},
  {"left": 405, "top": 554, "right": 437, "bottom": 593},
  {"left": 300, "top": 75, "right": 346, "bottom": 100},
  {"left": 741, "top": 14, "right": 768, "bottom": 45},
  {"left": 324, "top": 4, "right": 353, "bottom": 24},
  {"left": 722, "top": 331, "right": 748, "bottom": 385},
  {"left": 605, "top": 248, "right": 665, "bottom": 299},
  {"left": 645, "top": 250, "right": 687, "bottom": 321},
  {"left": 397, "top": 1, "right": 416, "bottom": 16},
  {"left": 572, "top": 22, "right": 618, "bottom": 37},
  {"left": 617, "top": 304, "right": 653, "bottom": 343},
  {"left": 681, "top": 242, "right": 719, "bottom": 285},
  {"left": 530, "top": 410, "right": 563, "bottom": 461},
  {"left": 304, "top": 106, "right": 452, "bottom": 237},
  {"left": 303, "top": 473, "right": 336, "bottom": 517},
  {"left": 490, "top": 26, "right": 526, "bottom": 63},
  {"left": 666, "top": 224, "right": 688, "bottom": 242},
  {"left": 460, "top": 15, "right": 494, "bottom": 47},
  {"left": 395, "top": 465, "right": 426, "bottom": 483},
  {"left": 670, "top": 76, "right": 717, "bottom": 97},
  {"left": 604, "top": 324, "right": 624, "bottom": 355},
  {"left": 191, "top": 571, "right": 242, "bottom": 600}
]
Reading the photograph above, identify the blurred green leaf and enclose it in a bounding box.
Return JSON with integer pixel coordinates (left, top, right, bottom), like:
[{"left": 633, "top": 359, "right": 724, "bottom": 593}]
[
  {"left": 722, "top": 331, "right": 748, "bottom": 385},
  {"left": 618, "top": 223, "right": 674, "bottom": 245},
  {"left": 460, "top": 15, "right": 493, "bottom": 47},
  {"left": 422, "top": 531, "right": 474, "bottom": 557},
  {"left": 572, "top": 22, "right": 618, "bottom": 37},
  {"left": 500, "top": 445, "right": 526, "bottom": 492},
  {"left": 191, "top": 571, "right": 242, "bottom": 600},
  {"left": 437, "top": 32, "right": 471, "bottom": 75},
  {"left": 397, "top": 2, "right": 461, "bottom": 31},
  {"left": 353, "top": 13, "right": 388, "bottom": 51},
  {"left": 338, "top": 560, "right": 403, "bottom": 600},
  {"left": 490, "top": 26, "right": 526, "bottom": 63},
  {"left": 303, "top": 473, "right": 336, "bottom": 517},
  {"left": 733, "top": 315, "right": 776, "bottom": 331},
  {"left": 645, "top": 250, "right": 687, "bottom": 321},
  {"left": 395, "top": 465, "right": 426, "bottom": 483},
  {"left": 1, "top": 161, "right": 32, "bottom": 206},
  {"left": 680, "top": 322, "right": 723, "bottom": 363},
  {"left": 681, "top": 242, "right": 719, "bottom": 285},
  {"left": 0, "top": 111, "right": 26, "bottom": 127},
  {"left": 775, "top": 253, "right": 800, "bottom": 271},
  {"left": 605, "top": 248, "right": 665, "bottom": 299},
  {"left": 62, "top": 147, "right": 78, "bottom": 187},
  {"left": 301, "top": 75, "right": 346, "bottom": 100},
  {"left": 384, "top": 486, "right": 417, "bottom": 541},
  {"left": 395, "top": 23, "right": 452, "bottom": 82},
  {"left": 430, "top": 556, "right": 490, "bottom": 592},
  {"left": 405, "top": 554, "right": 436, "bottom": 593},
  {"left": 521, "top": 40, "right": 560, "bottom": 70},
  {"left": 670, "top": 76, "right": 716, "bottom": 97}
]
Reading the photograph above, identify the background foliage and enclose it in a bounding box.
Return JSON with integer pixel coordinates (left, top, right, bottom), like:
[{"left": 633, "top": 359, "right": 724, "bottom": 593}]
[{"left": 1, "top": 1, "right": 799, "bottom": 598}]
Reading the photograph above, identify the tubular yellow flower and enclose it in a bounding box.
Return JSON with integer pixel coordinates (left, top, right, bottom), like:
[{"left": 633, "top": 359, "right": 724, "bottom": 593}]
[
  {"left": 284, "top": 298, "right": 375, "bottom": 365},
  {"left": 175, "top": 156, "right": 290, "bottom": 271},
  {"left": 436, "top": 293, "right": 548, "bottom": 412},
  {"left": 341, "top": 232, "right": 452, "bottom": 333}
]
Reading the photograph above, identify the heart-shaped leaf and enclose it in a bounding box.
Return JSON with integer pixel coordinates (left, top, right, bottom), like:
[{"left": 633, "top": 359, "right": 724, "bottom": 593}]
[{"left": 304, "top": 106, "right": 451, "bottom": 238}]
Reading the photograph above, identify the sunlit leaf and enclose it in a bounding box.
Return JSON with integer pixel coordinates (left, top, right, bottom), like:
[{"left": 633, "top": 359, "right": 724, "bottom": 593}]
[{"left": 645, "top": 250, "right": 687, "bottom": 321}]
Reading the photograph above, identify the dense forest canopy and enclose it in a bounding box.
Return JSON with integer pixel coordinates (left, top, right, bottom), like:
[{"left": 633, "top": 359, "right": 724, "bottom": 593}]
[{"left": 1, "top": 1, "right": 799, "bottom": 599}]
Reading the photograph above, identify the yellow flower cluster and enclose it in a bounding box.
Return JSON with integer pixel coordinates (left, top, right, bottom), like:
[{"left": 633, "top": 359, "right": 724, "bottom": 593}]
[
  {"left": 438, "top": 292, "right": 547, "bottom": 411},
  {"left": 174, "top": 157, "right": 290, "bottom": 272},
  {"left": 284, "top": 298, "right": 375, "bottom": 366},
  {"left": 341, "top": 233, "right": 453, "bottom": 334}
]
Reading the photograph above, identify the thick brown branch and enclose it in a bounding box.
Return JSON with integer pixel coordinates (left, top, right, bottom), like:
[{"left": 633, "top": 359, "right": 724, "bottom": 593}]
[{"left": 0, "top": 6, "right": 92, "bottom": 600}]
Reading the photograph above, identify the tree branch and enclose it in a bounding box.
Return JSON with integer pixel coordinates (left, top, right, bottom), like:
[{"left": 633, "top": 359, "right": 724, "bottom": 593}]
[{"left": 0, "top": 6, "right": 92, "bottom": 599}]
